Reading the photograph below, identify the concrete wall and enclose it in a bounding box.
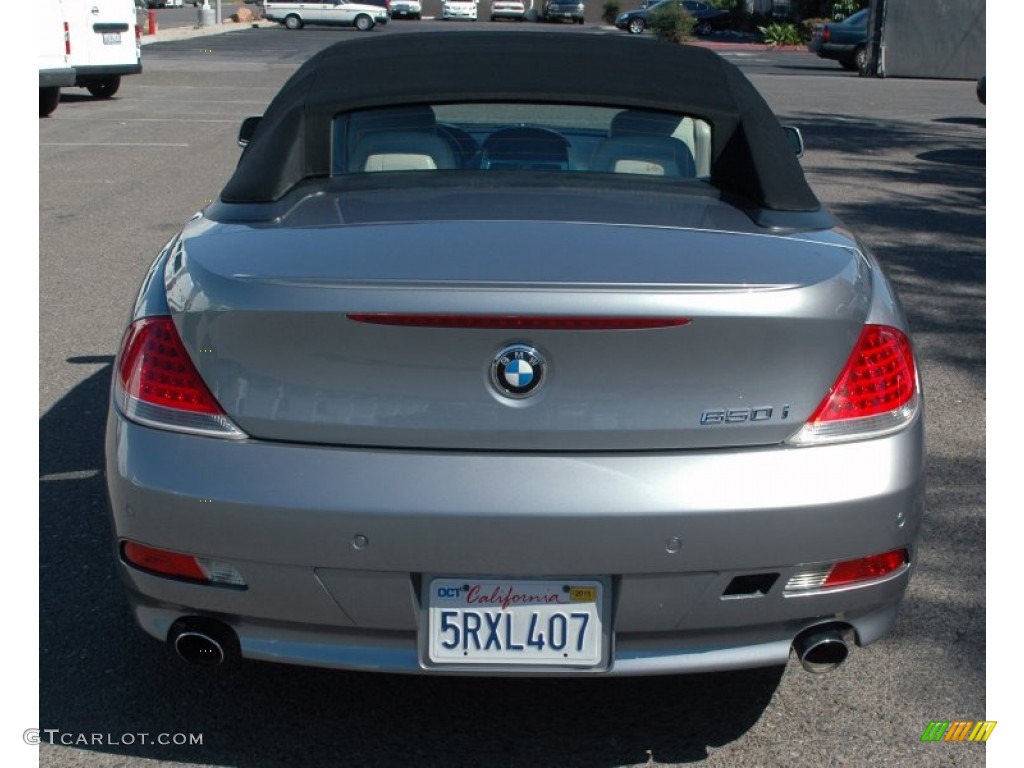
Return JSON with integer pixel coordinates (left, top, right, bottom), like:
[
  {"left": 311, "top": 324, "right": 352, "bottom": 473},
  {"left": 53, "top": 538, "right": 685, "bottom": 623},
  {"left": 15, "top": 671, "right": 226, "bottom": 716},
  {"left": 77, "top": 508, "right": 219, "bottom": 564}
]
[{"left": 878, "top": 0, "right": 985, "bottom": 79}]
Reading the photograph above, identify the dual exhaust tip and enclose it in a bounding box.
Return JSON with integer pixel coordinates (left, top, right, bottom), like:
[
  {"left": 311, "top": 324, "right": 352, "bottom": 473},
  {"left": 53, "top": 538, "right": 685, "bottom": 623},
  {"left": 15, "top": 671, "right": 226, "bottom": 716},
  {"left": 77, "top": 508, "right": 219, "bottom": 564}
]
[
  {"left": 793, "top": 624, "right": 850, "bottom": 674},
  {"left": 168, "top": 617, "right": 239, "bottom": 667}
]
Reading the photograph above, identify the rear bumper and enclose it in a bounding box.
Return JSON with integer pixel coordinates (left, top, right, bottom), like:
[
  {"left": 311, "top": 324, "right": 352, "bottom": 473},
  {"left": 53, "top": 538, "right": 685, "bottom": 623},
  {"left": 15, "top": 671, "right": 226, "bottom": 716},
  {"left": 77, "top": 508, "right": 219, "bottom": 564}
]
[
  {"left": 127, "top": 591, "right": 905, "bottom": 676},
  {"left": 40, "top": 67, "right": 77, "bottom": 88},
  {"left": 74, "top": 63, "right": 142, "bottom": 82},
  {"left": 808, "top": 41, "right": 860, "bottom": 62},
  {"left": 107, "top": 411, "right": 924, "bottom": 675}
]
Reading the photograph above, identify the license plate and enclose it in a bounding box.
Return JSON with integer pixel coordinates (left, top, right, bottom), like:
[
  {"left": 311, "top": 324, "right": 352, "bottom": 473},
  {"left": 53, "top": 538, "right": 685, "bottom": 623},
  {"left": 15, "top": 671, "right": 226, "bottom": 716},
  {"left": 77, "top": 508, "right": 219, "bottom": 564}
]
[
  {"left": 427, "top": 578, "right": 605, "bottom": 667},
  {"left": 102, "top": 32, "right": 121, "bottom": 44}
]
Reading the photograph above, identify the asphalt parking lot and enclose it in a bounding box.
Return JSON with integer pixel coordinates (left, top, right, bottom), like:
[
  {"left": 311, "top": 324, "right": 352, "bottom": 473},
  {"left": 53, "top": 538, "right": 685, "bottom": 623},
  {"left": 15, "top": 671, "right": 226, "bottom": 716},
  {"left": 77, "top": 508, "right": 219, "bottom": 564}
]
[{"left": 35, "top": 21, "right": 990, "bottom": 768}]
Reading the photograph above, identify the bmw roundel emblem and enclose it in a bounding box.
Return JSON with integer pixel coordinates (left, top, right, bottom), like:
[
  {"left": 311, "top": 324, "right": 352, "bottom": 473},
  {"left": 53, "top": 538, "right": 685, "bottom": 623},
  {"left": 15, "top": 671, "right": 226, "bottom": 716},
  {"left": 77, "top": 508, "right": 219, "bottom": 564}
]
[{"left": 491, "top": 344, "right": 546, "bottom": 399}]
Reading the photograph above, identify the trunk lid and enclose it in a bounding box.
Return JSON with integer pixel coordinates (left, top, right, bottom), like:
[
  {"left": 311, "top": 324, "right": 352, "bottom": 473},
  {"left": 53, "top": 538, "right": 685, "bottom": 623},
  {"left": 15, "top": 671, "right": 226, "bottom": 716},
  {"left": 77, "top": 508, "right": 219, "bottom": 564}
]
[{"left": 168, "top": 208, "right": 869, "bottom": 451}]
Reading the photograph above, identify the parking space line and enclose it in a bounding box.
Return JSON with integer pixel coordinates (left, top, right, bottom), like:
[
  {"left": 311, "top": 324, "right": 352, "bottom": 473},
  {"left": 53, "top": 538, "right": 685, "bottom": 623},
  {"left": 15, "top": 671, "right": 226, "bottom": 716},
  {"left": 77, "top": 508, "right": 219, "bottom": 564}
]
[
  {"left": 49, "top": 118, "right": 238, "bottom": 123},
  {"left": 40, "top": 142, "right": 191, "bottom": 147}
]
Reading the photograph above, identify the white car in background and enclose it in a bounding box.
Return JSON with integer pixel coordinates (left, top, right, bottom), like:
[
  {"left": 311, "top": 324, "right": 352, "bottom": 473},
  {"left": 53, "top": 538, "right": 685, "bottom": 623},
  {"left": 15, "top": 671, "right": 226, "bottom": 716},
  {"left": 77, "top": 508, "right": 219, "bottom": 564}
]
[
  {"left": 442, "top": 0, "right": 477, "bottom": 20},
  {"left": 490, "top": 0, "right": 525, "bottom": 20},
  {"left": 390, "top": 0, "right": 422, "bottom": 18},
  {"left": 265, "top": 0, "right": 390, "bottom": 30}
]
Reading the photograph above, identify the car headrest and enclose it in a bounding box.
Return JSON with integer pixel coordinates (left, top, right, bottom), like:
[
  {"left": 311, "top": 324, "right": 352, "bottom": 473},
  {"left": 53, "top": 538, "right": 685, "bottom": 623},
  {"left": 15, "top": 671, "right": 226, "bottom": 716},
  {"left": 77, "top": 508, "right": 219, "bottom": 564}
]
[
  {"left": 350, "top": 131, "right": 457, "bottom": 172},
  {"left": 590, "top": 135, "right": 696, "bottom": 177}
]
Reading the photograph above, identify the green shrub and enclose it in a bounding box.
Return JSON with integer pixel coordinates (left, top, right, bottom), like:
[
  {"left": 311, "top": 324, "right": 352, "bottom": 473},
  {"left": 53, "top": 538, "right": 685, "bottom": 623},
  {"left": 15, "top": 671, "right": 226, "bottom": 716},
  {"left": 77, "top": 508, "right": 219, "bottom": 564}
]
[
  {"left": 602, "top": 0, "right": 620, "bottom": 25},
  {"left": 650, "top": 2, "right": 696, "bottom": 43},
  {"left": 758, "top": 22, "right": 803, "bottom": 46}
]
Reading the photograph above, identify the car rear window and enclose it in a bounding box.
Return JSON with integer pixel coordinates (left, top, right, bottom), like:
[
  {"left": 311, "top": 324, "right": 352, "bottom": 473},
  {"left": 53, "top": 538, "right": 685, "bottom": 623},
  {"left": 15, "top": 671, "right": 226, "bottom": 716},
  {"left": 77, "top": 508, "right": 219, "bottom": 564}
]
[{"left": 331, "top": 102, "right": 713, "bottom": 180}]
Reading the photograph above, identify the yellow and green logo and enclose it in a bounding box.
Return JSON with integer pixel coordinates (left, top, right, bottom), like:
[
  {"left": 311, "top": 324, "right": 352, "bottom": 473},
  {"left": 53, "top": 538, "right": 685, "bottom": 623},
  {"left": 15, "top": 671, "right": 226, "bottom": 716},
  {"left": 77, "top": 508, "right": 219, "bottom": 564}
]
[{"left": 920, "top": 721, "right": 996, "bottom": 742}]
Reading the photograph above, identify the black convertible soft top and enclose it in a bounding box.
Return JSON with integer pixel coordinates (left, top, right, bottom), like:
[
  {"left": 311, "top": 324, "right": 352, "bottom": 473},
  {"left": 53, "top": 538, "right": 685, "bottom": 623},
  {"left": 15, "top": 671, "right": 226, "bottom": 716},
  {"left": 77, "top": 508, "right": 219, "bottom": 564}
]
[{"left": 221, "top": 32, "right": 820, "bottom": 213}]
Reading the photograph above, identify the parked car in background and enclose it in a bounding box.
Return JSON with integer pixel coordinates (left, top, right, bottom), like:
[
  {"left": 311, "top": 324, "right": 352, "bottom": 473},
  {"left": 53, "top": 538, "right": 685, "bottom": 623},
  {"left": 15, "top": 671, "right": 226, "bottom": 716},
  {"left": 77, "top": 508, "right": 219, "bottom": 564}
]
[
  {"left": 106, "top": 31, "right": 924, "bottom": 680},
  {"left": 39, "top": 0, "right": 76, "bottom": 116},
  {"left": 264, "top": 0, "right": 389, "bottom": 29},
  {"left": 441, "top": 0, "right": 478, "bottom": 19},
  {"left": 541, "top": 0, "right": 585, "bottom": 23},
  {"left": 618, "top": 0, "right": 730, "bottom": 36},
  {"left": 491, "top": 0, "right": 526, "bottom": 20},
  {"left": 390, "top": 0, "right": 420, "bottom": 17},
  {"left": 808, "top": 8, "right": 870, "bottom": 71}
]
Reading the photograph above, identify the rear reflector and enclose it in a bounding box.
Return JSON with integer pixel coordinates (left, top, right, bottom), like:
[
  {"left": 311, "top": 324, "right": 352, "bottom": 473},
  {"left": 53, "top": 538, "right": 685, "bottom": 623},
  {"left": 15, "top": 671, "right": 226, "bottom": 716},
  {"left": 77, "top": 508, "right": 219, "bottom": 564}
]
[
  {"left": 115, "top": 316, "right": 245, "bottom": 439},
  {"left": 788, "top": 325, "right": 919, "bottom": 446},
  {"left": 785, "top": 548, "right": 909, "bottom": 593},
  {"left": 822, "top": 548, "right": 909, "bottom": 588},
  {"left": 122, "top": 541, "right": 247, "bottom": 588},
  {"left": 123, "top": 541, "right": 208, "bottom": 583},
  {"left": 347, "top": 314, "right": 691, "bottom": 330}
]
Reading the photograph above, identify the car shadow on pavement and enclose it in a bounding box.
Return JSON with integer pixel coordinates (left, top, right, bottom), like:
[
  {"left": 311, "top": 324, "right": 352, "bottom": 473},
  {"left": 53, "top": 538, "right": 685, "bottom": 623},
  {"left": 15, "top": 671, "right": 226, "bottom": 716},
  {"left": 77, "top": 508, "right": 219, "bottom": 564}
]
[
  {"left": 785, "top": 108, "right": 987, "bottom": 728},
  {"left": 39, "top": 359, "right": 787, "bottom": 766}
]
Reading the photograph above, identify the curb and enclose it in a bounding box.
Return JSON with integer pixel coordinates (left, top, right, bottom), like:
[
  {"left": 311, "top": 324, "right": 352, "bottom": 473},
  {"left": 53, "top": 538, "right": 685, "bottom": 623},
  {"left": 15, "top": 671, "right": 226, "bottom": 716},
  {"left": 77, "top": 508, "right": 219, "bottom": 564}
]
[
  {"left": 140, "top": 19, "right": 277, "bottom": 45},
  {"left": 687, "top": 41, "right": 806, "bottom": 52}
]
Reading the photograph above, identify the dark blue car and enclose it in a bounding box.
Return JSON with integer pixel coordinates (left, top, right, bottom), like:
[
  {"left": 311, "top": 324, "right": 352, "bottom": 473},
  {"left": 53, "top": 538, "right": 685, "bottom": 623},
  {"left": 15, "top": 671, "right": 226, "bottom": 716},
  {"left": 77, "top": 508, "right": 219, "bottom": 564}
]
[
  {"left": 616, "top": 0, "right": 731, "bottom": 36},
  {"left": 808, "top": 8, "right": 870, "bottom": 72}
]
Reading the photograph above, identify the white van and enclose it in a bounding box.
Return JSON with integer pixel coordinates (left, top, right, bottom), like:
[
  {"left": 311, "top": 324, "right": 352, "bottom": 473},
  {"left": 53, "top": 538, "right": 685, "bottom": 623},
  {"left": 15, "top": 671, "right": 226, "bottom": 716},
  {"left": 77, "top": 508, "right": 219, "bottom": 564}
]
[
  {"left": 65, "top": 0, "right": 142, "bottom": 98},
  {"left": 39, "top": 0, "right": 76, "bottom": 116}
]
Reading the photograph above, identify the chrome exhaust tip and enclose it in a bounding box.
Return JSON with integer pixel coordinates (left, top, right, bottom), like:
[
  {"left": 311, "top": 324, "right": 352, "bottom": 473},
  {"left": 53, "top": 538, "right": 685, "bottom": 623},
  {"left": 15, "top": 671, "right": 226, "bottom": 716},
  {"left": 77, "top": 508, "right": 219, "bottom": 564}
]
[
  {"left": 793, "top": 626, "right": 849, "bottom": 674},
  {"left": 168, "top": 617, "right": 238, "bottom": 667}
]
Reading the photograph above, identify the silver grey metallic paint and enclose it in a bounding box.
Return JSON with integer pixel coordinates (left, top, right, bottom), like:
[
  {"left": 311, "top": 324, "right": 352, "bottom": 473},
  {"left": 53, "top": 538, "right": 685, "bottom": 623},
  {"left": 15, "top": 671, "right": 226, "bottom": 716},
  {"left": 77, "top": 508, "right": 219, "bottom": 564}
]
[{"left": 106, "top": 129, "right": 923, "bottom": 678}]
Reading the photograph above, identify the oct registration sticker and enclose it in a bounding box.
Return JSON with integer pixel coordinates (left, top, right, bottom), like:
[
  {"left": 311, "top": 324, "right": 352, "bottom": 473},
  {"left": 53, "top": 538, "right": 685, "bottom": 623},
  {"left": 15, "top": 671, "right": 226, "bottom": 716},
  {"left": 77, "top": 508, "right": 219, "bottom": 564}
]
[{"left": 426, "top": 578, "right": 605, "bottom": 668}]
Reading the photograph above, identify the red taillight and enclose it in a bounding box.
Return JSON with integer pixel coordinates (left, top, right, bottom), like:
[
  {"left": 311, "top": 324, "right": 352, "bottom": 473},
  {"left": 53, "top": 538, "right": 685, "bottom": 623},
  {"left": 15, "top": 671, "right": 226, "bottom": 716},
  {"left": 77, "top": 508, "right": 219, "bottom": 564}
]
[
  {"left": 822, "top": 27, "right": 831, "bottom": 42},
  {"left": 135, "top": 24, "right": 141, "bottom": 43},
  {"left": 64, "top": 21, "right": 70, "bottom": 55},
  {"left": 809, "top": 326, "right": 917, "bottom": 423},
  {"left": 822, "top": 548, "right": 909, "bottom": 588},
  {"left": 347, "top": 314, "right": 691, "bottom": 330},
  {"left": 115, "top": 316, "right": 245, "bottom": 438},
  {"left": 118, "top": 317, "right": 222, "bottom": 414},
  {"left": 122, "top": 541, "right": 209, "bottom": 583},
  {"left": 788, "top": 324, "right": 919, "bottom": 446}
]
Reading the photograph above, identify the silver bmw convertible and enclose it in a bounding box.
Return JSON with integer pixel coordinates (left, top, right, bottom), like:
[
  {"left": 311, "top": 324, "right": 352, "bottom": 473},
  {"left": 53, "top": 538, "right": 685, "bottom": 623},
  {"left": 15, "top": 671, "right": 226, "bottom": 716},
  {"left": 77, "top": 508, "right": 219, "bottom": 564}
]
[{"left": 105, "top": 31, "right": 924, "bottom": 676}]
